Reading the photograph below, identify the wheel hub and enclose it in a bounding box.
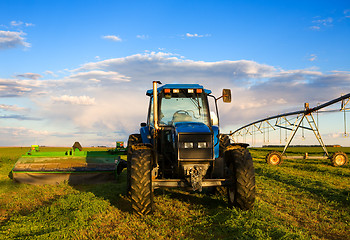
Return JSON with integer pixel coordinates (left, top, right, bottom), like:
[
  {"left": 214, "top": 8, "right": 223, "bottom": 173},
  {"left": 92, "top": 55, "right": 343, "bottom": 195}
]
[
  {"left": 269, "top": 155, "right": 280, "bottom": 165},
  {"left": 334, "top": 155, "right": 345, "bottom": 166}
]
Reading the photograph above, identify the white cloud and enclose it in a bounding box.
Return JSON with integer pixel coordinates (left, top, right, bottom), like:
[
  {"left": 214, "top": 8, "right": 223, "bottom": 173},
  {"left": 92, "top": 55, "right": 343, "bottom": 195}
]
[
  {"left": 10, "top": 21, "right": 23, "bottom": 26},
  {"left": 25, "top": 23, "right": 35, "bottom": 27},
  {"left": 75, "top": 52, "right": 275, "bottom": 84},
  {"left": 16, "top": 73, "right": 43, "bottom": 80},
  {"left": 0, "top": 30, "right": 30, "bottom": 49},
  {"left": 64, "top": 52, "right": 350, "bottom": 136},
  {"left": 51, "top": 95, "right": 96, "bottom": 105},
  {"left": 136, "top": 34, "right": 149, "bottom": 39},
  {"left": 102, "top": 35, "right": 122, "bottom": 42},
  {"left": 0, "top": 79, "right": 36, "bottom": 97},
  {"left": 44, "top": 71, "right": 58, "bottom": 77},
  {"left": 330, "top": 70, "right": 350, "bottom": 74},
  {"left": 1, "top": 52, "right": 350, "bottom": 146},
  {"left": 186, "top": 33, "right": 210, "bottom": 38},
  {"left": 67, "top": 70, "right": 131, "bottom": 83},
  {"left": 310, "top": 17, "right": 333, "bottom": 30},
  {"left": 309, "top": 54, "right": 317, "bottom": 62},
  {"left": 0, "top": 126, "right": 76, "bottom": 146},
  {"left": 10, "top": 21, "right": 34, "bottom": 27},
  {"left": 0, "top": 104, "right": 26, "bottom": 112},
  {"left": 310, "top": 26, "right": 320, "bottom": 30},
  {"left": 0, "top": 126, "right": 48, "bottom": 137},
  {"left": 312, "top": 17, "right": 333, "bottom": 26}
]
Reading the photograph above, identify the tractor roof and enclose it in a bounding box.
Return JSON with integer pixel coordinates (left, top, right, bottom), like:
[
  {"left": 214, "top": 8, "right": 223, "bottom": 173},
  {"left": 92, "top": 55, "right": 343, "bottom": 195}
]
[{"left": 146, "top": 84, "right": 211, "bottom": 96}]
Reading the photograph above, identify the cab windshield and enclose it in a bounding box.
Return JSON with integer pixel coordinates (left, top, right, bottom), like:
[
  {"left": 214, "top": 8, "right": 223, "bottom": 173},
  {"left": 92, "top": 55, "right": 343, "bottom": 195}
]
[{"left": 158, "top": 90, "right": 210, "bottom": 126}]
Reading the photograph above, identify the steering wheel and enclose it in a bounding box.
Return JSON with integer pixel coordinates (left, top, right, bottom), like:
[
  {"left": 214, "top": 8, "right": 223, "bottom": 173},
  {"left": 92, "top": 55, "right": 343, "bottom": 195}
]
[
  {"left": 172, "top": 110, "right": 191, "bottom": 122},
  {"left": 173, "top": 110, "right": 190, "bottom": 116}
]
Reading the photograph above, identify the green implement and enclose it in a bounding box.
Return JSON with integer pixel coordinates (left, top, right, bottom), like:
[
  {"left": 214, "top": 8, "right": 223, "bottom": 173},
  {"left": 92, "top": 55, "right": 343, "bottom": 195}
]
[{"left": 11, "top": 142, "right": 127, "bottom": 185}]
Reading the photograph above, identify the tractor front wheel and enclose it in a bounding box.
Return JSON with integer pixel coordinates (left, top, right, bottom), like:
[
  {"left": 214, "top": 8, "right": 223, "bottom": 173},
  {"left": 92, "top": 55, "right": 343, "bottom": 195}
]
[
  {"left": 224, "top": 145, "right": 255, "bottom": 210},
  {"left": 130, "top": 144, "right": 153, "bottom": 215},
  {"left": 127, "top": 134, "right": 142, "bottom": 195}
]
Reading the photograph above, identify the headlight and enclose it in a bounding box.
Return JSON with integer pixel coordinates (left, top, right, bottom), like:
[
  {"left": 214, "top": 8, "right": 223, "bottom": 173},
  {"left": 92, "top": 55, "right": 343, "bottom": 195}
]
[
  {"left": 197, "top": 142, "right": 208, "bottom": 148},
  {"left": 183, "top": 142, "right": 194, "bottom": 148}
]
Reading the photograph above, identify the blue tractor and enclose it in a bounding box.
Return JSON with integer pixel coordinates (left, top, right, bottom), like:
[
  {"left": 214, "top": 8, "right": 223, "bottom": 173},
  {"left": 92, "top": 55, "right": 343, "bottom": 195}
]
[{"left": 127, "top": 81, "right": 255, "bottom": 215}]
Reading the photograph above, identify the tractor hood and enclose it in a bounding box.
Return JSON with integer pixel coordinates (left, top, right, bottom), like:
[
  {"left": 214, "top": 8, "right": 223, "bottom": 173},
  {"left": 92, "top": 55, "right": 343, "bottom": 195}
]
[{"left": 173, "top": 122, "right": 211, "bottom": 134}]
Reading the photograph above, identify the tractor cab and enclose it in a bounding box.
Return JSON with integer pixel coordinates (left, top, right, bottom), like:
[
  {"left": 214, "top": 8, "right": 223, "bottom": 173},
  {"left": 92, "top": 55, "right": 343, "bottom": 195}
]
[
  {"left": 142, "top": 83, "right": 224, "bottom": 181},
  {"left": 146, "top": 84, "right": 212, "bottom": 127}
]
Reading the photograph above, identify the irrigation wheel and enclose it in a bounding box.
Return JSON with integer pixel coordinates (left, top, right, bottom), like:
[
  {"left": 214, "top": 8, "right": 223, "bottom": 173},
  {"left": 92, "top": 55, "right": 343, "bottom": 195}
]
[
  {"left": 266, "top": 151, "right": 283, "bottom": 165},
  {"left": 224, "top": 145, "right": 256, "bottom": 210},
  {"left": 330, "top": 151, "right": 348, "bottom": 167},
  {"left": 130, "top": 144, "right": 153, "bottom": 215}
]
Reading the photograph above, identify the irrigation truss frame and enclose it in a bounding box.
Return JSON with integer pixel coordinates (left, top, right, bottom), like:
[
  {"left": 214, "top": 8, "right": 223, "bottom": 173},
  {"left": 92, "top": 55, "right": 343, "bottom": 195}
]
[{"left": 230, "top": 92, "right": 350, "bottom": 166}]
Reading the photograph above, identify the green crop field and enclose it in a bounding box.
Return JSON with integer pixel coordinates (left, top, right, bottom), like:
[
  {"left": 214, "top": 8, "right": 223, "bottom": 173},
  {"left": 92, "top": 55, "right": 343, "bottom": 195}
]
[{"left": 0, "top": 147, "right": 349, "bottom": 239}]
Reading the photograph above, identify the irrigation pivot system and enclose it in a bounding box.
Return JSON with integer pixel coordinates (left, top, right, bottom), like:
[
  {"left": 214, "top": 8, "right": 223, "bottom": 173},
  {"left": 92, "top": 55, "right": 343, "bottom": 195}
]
[{"left": 231, "top": 92, "right": 350, "bottom": 167}]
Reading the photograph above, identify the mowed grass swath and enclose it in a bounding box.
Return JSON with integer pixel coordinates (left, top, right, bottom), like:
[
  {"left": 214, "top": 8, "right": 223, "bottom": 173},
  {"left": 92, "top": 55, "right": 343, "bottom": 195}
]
[{"left": 0, "top": 146, "right": 349, "bottom": 239}]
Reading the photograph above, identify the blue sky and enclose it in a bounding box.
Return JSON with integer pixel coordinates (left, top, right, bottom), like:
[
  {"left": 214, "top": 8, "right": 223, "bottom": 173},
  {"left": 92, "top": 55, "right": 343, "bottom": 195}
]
[{"left": 0, "top": 0, "right": 349, "bottom": 147}]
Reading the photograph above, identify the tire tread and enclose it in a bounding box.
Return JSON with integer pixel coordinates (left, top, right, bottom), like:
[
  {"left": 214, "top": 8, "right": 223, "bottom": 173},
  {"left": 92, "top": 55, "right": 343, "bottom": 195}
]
[{"left": 130, "top": 144, "right": 153, "bottom": 215}]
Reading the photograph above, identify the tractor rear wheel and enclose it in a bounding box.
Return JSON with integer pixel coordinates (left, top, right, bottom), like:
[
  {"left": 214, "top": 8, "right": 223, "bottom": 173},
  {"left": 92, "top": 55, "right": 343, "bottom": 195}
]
[
  {"left": 127, "top": 134, "right": 142, "bottom": 195},
  {"left": 266, "top": 151, "right": 283, "bottom": 165},
  {"left": 224, "top": 145, "right": 255, "bottom": 210},
  {"left": 331, "top": 151, "right": 348, "bottom": 167},
  {"left": 130, "top": 144, "right": 153, "bottom": 215}
]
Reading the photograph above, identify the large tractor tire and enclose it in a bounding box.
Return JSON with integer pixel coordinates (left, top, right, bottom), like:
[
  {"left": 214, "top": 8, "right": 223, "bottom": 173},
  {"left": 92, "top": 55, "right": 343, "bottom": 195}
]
[
  {"left": 330, "top": 151, "right": 348, "bottom": 167},
  {"left": 127, "top": 134, "right": 142, "bottom": 195},
  {"left": 130, "top": 144, "right": 153, "bottom": 215},
  {"left": 224, "top": 145, "right": 255, "bottom": 210},
  {"left": 266, "top": 151, "right": 283, "bottom": 165}
]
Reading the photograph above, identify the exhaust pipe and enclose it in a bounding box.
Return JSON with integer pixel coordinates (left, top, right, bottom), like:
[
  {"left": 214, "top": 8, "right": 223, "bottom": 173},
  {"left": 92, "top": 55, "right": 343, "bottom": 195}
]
[{"left": 153, "top": 81, "right": 162, "bottom": 130}]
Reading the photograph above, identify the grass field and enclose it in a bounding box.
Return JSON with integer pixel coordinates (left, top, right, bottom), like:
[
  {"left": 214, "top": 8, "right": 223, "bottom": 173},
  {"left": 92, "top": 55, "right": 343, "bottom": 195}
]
[{"left": 0, "top": 146, "right": 349, "bottom": 239}]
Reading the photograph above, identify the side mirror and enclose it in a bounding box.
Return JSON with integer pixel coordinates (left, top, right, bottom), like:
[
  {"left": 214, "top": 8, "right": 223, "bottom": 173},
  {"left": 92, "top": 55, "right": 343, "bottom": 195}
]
[
  {"left": 140, "top": 122, "right": 147, "bottom": 127},
  {"left": 222, "top": 89, "right": 231, "bottom": 103}
]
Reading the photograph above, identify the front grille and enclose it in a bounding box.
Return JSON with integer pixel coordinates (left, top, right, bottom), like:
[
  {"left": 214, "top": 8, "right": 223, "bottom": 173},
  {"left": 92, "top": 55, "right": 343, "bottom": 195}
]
[{"left": 178, "top": 133, "right": 213, "bottom": 160}]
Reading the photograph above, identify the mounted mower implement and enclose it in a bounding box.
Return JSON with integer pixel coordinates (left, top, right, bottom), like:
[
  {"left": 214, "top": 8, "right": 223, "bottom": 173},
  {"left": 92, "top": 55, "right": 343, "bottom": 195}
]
[
  {"left": 127, "top": 81, "right": 256, "bottom": 215},
  {"left": 10, "top": 142, "right": 127, "bottom": 185}
]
